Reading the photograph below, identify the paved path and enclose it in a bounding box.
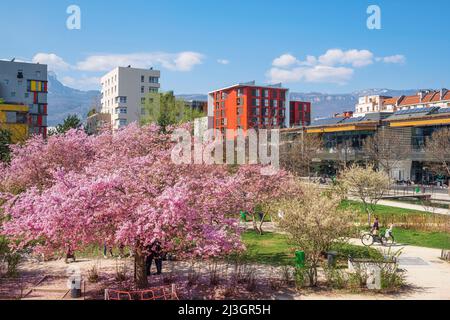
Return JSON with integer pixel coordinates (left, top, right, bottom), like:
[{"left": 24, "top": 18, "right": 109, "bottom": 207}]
[{"left": 376, "top": 199, "right": 450, "bottom": 215}]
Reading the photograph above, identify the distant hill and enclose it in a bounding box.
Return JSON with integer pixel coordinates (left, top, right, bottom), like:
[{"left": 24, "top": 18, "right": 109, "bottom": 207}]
[
  {"left": 47, "top": 72, "right": 100, "bottom": 126},
  {"left": 47, "top": 75, "right": 423, "bottom": 125}
]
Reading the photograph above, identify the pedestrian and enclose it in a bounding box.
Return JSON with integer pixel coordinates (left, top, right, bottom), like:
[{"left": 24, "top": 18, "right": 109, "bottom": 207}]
[
  {"left": 146, "top": 240, "right": 163, "bottom": 276},
  {"left": 65, "top": 244, "right": 76, "bottom": 264},
  {"left": 103, "top": 243, "right": 113, "bottom": 258}
]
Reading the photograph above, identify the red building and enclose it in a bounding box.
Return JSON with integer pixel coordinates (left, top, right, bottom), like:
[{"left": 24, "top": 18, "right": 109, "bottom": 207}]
[
  {"left": 208, "top": 81, "right": 289, "bottom": 135},
  {"left": 290, "top": 100, "right": 311, "bottom": 127}
]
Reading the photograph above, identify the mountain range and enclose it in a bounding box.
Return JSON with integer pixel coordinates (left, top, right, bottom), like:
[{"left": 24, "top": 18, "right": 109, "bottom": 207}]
[{"left": 47, "top": 74, "right": 423, "bottom": 126}]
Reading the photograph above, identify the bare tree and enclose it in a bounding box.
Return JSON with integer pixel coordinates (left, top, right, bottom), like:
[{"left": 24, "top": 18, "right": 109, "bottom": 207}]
[
  {"left": 425, "top": 127, "right": 450, "bottom": 195},
  {"left": 339, "top": 164, "right": 391, "bottom": 228},
  {"left": 280, "top": 131, "right": 323, "bottom": 177},
  {"left": 363, "top": 129, "right": 410, "bottom": 179}
]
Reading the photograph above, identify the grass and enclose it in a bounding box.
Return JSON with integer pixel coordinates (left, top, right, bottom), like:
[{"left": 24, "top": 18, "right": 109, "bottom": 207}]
[
  {"left": 241, "top": 231, "right": 382, "bottom": 266},
  {"left": 340, "top": 200, "right": 430, "bottom": 216},
  {"left": 393, "top": 229, "right": 450, "bottom": 250},
  {"left": 341, "top": 200, "right": 450, "bottom": 249},
  {"left": 242, "top": 231, "right": 293, "bottom": 266}
]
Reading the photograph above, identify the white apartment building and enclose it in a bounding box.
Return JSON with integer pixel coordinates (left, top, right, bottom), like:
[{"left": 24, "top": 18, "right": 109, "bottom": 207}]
[
  {"left": 100, "top": 66, "right": 160, "bottom": 129},
  {"left": 354, "top": 95, "right": 391, "bottom": 117}
]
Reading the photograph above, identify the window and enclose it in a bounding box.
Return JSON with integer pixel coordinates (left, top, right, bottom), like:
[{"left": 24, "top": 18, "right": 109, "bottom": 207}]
[
  {"left": 149, "top": 87, "right": 158, "bottom": 93},
  {"left": 116, "top": 119, "right": 127, "bottom": 127},
  {"left": 141, "top": 75, "right": 145, "bottom": 82},
  {"left": 36, "top": 71, "right": 41, "bottom": 78},
  {"left": 25, "top": 92, "right": 29, "bottom": 98},
  {"left": 141, "top": 86, "right": 145, "bottom": 93},
  {"left": 252, "top": 89, "right": 261, "bottom": 97},
  {"left": 263, "top": 89, "right": 269, "bottom": 98},
  {"left": 16, "top": 113, "right": 27, "bottom": 124},
  {"left": 11, "top": 91, "right": 16, "bottom": 97},
  {"left": 272, "top": 90, "right": 278, "bottom": 99},
  {"left": 252, "top": 99, "right": 260, "bottom": 107},
  {"left": 237, "top": 88, "right": 244, "bottom": 97},
  {"left": 149, "top": 77, "right": 159, "bottom": 83},
  {"left": 264, "top": 99, "right": 269, "bottom": 107},
  {"left": 5, "top": 112, "right": 17, "bottom": 123},
  {"left": 141, "top": 97, "right": 146, "bottom": 104}
]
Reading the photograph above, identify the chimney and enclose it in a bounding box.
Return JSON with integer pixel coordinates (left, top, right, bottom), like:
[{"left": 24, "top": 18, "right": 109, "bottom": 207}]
[{"left": 418, "top": 91, "right": 423, "bottom": 101}]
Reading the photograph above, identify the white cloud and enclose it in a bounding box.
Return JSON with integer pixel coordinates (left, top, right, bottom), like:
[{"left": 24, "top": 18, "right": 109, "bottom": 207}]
[
  {"left": 267, "top": 66, "right": 354, "bottom": 85},
  {"left": 377, "top": 54, "right": 406, "bottom": 64},
  {"left": 217, "top": 59, "right": 230, "bottom": 65},
  {"left": 318, "top": 49, "right": 374, "bottom": 68},
  {"left": 272, "top": 54, "right": 299, "bottom": 68},
  {"left": 76, "top": 51, "right": 205, "bottom": 72},
  {"left": 32, "top": 53, "right": 71, "bottom": 71},
  {"left": 268, "top": 49, "right": 405, "bottom": 84}
]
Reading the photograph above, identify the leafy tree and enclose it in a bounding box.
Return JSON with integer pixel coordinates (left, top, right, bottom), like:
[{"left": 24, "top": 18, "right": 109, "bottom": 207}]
[
  {"left": 274, "top": 182, "right": 355, "bottom": 286},
  {"left": 339, "top": 164, "right": 391, "bottom": 227},
  {"left": 0, "top": 129, "right": 12, "bottom": 163},
  {"left": 87, "top": 108, "right": 97, "bottom": 117},
  {"left": 50, "top": 114, "right": 82, "bottom": 136},
  {"left": 141, "top": 92, "right": 205, "bottom": 131}
]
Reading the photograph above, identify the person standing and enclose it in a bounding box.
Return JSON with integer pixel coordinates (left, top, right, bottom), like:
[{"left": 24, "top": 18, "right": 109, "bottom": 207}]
[{"left": 145, "top": 240, "right": 163, "bottom": 276}]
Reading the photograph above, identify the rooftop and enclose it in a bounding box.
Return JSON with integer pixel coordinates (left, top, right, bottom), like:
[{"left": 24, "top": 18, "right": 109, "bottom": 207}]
[{"left": 208, "top": 81, "right": 287, "bottom": 94}]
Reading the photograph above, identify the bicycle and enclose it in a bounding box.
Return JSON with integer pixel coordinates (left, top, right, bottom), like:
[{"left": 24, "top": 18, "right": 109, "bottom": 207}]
[{"left": 361, "top": 228, "right": 395, "bottom": 247}]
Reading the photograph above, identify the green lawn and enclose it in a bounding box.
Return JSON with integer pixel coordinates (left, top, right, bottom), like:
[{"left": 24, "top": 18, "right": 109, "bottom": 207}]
[
  {"left": 242, "top": 231, "right": 382, "bottom": 266},
  {"left": 341, "top": 200, "right": 450, "bottom": 249},
  {"left": 393, "top": 229, "right": 450, "bottom": 250},
  {"left": 242, "top": 231, "right": 293, "bottom": 266},
  {"left": 340, "top": 200, "right": 429, "bottom": 216}
]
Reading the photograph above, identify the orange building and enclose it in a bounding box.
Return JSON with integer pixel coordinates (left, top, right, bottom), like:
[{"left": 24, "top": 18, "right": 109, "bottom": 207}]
[{"left": 208, "top": 81, "right": 289, "bottom": 135}]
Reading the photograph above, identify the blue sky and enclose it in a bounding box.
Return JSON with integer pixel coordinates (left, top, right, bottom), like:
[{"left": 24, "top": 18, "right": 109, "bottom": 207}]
[{"left": 1, "top": 0, "right": 449, "bottom": 94}]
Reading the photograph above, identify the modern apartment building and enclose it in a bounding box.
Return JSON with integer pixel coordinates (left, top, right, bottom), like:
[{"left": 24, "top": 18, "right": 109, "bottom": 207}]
[
  {"left": 100, "top": 66, "right": 160, "bottom": 129},
  {"left": 290, "top": 100, "right": 311, "bottom": 127},
  {"left": 0, "top": 60, "right": 48, "bottom": 138},
  {"left": 0, "top": 104, "right": 29, "bottom": 143},
  {"left": 207, "top": 81, "right": 290, "bottom": 135}
]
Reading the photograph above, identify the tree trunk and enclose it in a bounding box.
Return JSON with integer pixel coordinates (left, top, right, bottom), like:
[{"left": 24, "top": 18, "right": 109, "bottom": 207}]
[
  {"left": 134, "top": 247, "right": 148, "bottom": 289},
  {"left": 448, "top": 178, "right": 450, "bottom": 196}
]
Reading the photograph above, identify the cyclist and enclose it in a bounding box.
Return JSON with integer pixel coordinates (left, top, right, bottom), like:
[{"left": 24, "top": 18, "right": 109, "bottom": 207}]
[{"left": 371, "top": 216, "right": 380, "bottom": 236}]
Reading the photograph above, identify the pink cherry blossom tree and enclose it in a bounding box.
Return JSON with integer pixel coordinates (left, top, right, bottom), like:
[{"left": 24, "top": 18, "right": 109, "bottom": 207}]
[{"left": 0, "top": 124, "right": 246, "bottom": 288}]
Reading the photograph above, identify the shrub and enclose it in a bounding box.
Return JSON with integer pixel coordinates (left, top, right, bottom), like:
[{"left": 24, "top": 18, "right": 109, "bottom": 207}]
[
  {"left": 115, "top": 262, "right": 128, "bottom": 282},
  {"left": 87, "top": 263, "right": 100, "bottom": 283},
  {"left": 323, "top": 265, "right": 346, "bottom": 289},
  {"left": 330, "top": 243, "right": 383, "bottom": 261}
]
